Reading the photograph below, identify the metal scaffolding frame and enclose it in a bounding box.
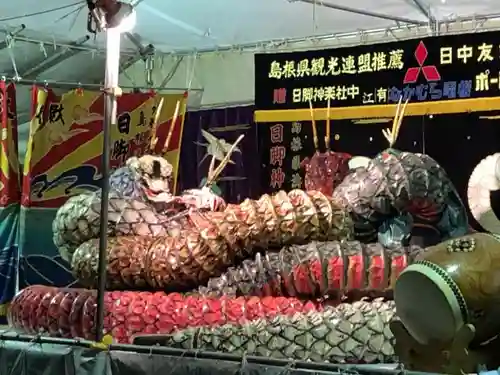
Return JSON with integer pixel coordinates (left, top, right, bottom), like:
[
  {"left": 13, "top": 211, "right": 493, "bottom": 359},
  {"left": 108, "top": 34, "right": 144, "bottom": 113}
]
[
  {"left": 3, "top": 6, "right": 500, "bottom": 56},
  {"left": 119, "top": 33, "right": 155, "bottom": 74},
  {"left": 1, "top": 2, "right": 500, "bottom": 82},
  {"left": 293, "top": 0, "right": 428, "bottom": 26},
  {"left": 21, "top": 36, "right": 91, "bottom": 78},
  {"left": 164, "top": 13, "right": 500, "bottom": 56},
  {"left": 0, "top": 76, "right": 202, "bottom": 92},
  {"left": 409, "top": 0, "right": 435, "bottom": 24},
  {"left": 0, "top": 26, "right": 140, "bottom": 56}
]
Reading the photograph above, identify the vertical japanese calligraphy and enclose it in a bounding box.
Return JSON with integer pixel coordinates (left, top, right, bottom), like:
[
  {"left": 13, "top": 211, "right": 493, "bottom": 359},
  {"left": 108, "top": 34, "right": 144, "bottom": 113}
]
[
  {"left": 255, "top": 30, "right": 500, "bottom": 111},
  {"left": 269, "top": 123, "right": 286, "bottom": 189},
  {"left": 289, "top": 122, "right": 303, "bottom": 189},
  {"left": 262, "top": 121, "right": 318, "bottom": 193}
]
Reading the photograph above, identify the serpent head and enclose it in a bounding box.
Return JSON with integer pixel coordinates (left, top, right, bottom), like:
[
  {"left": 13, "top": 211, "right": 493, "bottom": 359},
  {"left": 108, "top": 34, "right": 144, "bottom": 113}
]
[
  {"left": 379, "top": 147, "right": 402, "bottom": 160},
  {"left": 126, "top": 155, "right": 173, "bottom": 202},
  {"left": 301, "top": 151, "right": 352, "bottom": 196}
]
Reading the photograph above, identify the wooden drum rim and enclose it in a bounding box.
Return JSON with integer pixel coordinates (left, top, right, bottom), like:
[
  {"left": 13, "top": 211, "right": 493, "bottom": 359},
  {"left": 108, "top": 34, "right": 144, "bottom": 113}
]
[{"left": 394, "top": 260, "right": 469, "bottom": 344}]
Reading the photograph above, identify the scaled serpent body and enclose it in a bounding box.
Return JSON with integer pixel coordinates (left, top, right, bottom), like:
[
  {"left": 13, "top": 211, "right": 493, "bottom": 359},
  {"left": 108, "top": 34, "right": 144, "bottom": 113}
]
[{"left": 333, "top": 149, "right": 468, "bottom": 247}]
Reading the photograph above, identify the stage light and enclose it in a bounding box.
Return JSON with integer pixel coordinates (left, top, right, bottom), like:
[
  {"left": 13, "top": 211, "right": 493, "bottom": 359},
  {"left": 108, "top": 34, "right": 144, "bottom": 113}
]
[
  {"left": 87, "top": 0, "right": 136, "bottom": 32},
  {"left": 106, "top": 2, "right": 136, "bottom": 32}
]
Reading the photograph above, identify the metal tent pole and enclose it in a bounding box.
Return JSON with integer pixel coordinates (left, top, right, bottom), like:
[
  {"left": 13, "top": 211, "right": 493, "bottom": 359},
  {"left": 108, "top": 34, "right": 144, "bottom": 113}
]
[
  {"left": 0, "top": 76, "right": 201, "bottom": 92},
  {"left": 409, "top": 0, "right": 435, "bottom": 23},
  {"left": 4, "top": 11, "right": 500, "bottom": 57},
  {"left": 95, "top": 27, "right": 121, "bottom": 343},
  {"left": 294, "top": 0, "right": 428, "bottom": 25},
  {"left": 21, "top": 36, "right": 91, "bottom": 79},
  {"left": 152, "top": 12, "right": 500, "bottom": 56}
]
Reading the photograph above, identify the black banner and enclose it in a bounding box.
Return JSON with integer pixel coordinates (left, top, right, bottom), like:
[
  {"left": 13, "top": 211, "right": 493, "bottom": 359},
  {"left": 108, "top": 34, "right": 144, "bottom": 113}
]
[{"left": 255, "top": 30, "right": 500, "bottom": 110}]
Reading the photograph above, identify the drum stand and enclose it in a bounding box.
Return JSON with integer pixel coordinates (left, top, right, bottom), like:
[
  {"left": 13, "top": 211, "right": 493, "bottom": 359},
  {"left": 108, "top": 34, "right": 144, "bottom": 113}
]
[{"left": 390, "top": 320, "right": 496, "bottom": 374}]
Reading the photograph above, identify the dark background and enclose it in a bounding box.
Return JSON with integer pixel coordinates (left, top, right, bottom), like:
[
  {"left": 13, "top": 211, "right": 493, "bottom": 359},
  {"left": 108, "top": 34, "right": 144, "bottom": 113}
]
[
  {"left": 258, "top": 111, "right": 500, "bottom": 230},
  {"left": 255, "top": 30, "right": 500, "bottom": 109}
]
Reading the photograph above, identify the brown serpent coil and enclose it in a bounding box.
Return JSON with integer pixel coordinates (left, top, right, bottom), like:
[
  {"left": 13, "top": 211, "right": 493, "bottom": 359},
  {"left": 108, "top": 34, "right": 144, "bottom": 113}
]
[{"left": 72, "top": 189, "right": 353, "bottom": 291}]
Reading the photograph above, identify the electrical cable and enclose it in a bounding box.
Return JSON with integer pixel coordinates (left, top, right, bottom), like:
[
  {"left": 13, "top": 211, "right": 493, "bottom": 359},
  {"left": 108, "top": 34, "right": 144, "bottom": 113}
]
[{"left": 0, "top": 2, "right": 84, "bottom": 23}]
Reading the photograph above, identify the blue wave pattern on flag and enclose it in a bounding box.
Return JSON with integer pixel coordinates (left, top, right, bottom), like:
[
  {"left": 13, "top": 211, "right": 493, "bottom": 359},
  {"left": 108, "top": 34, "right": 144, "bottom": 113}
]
[
  {"left": 30, "top": 164, "right": 101, "bottom": 198},
  {"left": 18, "top": 253, "right": 75, "bottom": 288},
  {"left": 18, "top": 207, "right": 76, "bottom": 290}
]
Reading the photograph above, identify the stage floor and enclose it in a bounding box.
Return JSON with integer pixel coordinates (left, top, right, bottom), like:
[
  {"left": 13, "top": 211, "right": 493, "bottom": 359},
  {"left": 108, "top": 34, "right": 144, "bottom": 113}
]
[{"left": 0, "top": 330, "right": 414, "bottom": 375}]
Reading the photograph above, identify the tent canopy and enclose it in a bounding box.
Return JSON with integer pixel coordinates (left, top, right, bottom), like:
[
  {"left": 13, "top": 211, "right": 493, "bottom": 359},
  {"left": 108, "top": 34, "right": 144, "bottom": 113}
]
[
  {"left": 2, "top": 0, "right": 498, "bottom": 53},
  {"left": 1, "top": 0, "right": 499, "bottom": 94},
  {"left": 1, "top": 0, "right": 500, "bottom": 153}
]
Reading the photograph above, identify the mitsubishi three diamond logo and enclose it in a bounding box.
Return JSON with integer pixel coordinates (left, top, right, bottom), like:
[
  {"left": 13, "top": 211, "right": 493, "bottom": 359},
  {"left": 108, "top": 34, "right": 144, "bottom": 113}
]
[{"left": 403, "top": 41, "right": 441, "bottom": 84}]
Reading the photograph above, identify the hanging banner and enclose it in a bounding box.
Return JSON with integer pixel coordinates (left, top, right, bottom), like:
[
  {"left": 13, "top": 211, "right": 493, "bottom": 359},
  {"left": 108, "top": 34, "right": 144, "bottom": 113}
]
[
  {"left": 255, "top": 30, "right": 500, "bottom": 111},
  {"left": 0, "top": 81, "right": 21, "bottom": 320},
  {"left": 19, "top": 87, "right": 187, "bottom": 288}
]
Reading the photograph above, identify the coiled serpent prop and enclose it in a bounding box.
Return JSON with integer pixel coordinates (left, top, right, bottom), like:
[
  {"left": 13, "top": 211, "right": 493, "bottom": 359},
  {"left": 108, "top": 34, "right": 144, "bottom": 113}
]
[
  {"left": 28, "top": 101, "right": 470, "bottom": 366},
  {"left": 53, "top": 154, "right": 227, "bottom": 264}
]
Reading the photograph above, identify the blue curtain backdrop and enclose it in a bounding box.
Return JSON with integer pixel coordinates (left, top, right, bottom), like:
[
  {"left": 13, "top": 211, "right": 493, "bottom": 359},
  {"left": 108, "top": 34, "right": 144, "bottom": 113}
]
[{"left": 177, "top": 105, "right": 261, "bottom": 202}]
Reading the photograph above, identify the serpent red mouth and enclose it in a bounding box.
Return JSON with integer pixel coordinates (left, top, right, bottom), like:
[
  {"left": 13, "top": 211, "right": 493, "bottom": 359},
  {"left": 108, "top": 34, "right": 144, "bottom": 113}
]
[
  {"left": 144, "top": 187, "right": 164, "bottom": 197},
  {"left": 142, "top": 184, "right": 173, "bottom": 203}
]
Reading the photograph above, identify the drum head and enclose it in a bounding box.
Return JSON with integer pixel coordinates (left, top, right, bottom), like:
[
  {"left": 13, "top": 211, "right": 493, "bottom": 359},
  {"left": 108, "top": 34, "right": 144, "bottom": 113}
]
[{"left": 394, "top": 261, "right": 467, "bottom": 345}]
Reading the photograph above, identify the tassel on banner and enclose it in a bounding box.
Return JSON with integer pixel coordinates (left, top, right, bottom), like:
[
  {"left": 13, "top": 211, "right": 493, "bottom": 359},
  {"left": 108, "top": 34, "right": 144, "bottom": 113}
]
[
  {"left": 0, "top": 80, "right": 6, "bottom": 133},
  {"left": 0, "top": 80, "right": 19, "bottom": 204},
  {"left": 6, "top": 83, "right": 19, "bottom": 154},
  {"left": 0, "top": 83, "right": 7, "bottom": 318},
  {"left": 0, "top": 81, "right": 8, "bottom": 195},
  {"left": 30, "top": 86, "right": 49, "bottom": 134},
  {"left": 4, "top": 82, "right": 20, "bottom": 204},
  {"left": 0, "top": 79, "right": 20, "bottom": 322},
  {"left": 162, "top": 99, "right": 180, "bottom": 154},
  {"left": 75, "top": 84, "right": 84, "bottom": 97}
]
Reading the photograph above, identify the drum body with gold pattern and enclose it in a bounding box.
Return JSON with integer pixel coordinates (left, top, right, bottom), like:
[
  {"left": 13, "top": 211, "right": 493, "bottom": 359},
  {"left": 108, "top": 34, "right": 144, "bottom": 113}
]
[{"left": 395, "top": 233, "right": 500, "bottom": 346}]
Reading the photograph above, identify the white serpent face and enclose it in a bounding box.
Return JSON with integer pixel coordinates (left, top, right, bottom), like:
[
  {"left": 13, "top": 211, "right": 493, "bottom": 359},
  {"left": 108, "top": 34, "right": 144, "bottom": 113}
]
[
  {"left": 348, "top": 156, "right": 371, "bottom": 170},
  {"left": 127, "top": 155, "right": 174, "bottom": 202},
  {"left": 495, "top": 157, "right": 500, "bottom": 181},
  {"left": 181, "top": 187, "right": 226, "bottom": 211}
]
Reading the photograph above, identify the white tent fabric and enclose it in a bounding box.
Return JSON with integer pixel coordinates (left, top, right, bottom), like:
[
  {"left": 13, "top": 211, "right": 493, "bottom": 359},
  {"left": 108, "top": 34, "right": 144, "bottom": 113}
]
[{"left": 1, "top": 0, "right": 500, "bottom": 158}]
